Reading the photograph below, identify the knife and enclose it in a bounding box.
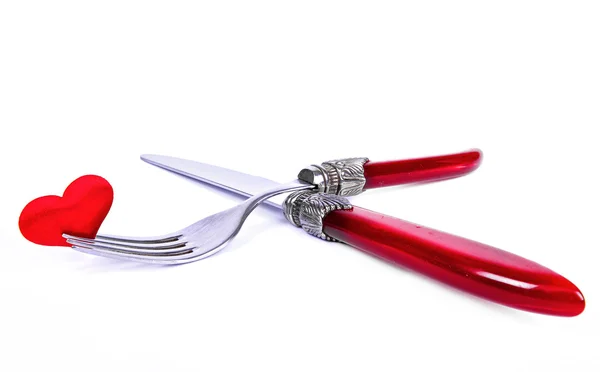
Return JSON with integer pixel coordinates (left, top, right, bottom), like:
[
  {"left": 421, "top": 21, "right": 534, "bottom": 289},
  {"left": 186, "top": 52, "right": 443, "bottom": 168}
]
[{"left": 140, "top": 149, "right": 585, "bottom": 317}]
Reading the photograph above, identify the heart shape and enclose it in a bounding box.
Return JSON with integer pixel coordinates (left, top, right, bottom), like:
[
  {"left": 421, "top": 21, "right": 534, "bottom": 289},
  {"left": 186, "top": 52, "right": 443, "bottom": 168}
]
[{"left": 19, "top": 175, "right": 114, "bottom": 247}]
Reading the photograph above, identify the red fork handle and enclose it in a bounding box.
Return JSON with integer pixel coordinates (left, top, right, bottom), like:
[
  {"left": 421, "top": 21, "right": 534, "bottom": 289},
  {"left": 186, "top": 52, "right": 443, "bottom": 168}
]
[
  {"left": 323, "top": 207, "right": 585, "bottom": 317},
  {"left": 363, "top": 149, "right": 483, "bottom": 189}
]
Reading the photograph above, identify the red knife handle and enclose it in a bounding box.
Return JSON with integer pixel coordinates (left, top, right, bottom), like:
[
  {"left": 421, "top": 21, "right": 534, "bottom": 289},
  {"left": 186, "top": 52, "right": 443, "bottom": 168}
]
[
  {"left": 322, "top": 207, "right": 585, "bottom": 317},
  {"left": 363, "top": 149, "right": 482, "bottom": 189}
]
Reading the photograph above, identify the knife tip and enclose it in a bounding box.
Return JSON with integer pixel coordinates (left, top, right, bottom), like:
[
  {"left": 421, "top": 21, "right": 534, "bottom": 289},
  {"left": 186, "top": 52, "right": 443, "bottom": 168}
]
[{"left": 140, "top": 154, "right": 160, "bottom": 163}]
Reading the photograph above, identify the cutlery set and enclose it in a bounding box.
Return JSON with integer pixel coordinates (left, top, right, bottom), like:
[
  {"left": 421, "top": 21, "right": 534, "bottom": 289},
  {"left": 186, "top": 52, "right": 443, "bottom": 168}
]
[{"left": 18, "top": 149, "right": 585, "bottom": 317}]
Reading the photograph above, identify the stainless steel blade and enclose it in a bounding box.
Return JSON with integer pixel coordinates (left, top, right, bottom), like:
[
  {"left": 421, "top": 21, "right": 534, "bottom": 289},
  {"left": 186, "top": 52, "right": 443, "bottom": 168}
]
[{"left": 141, "top": 154, "right": 301, "bottom": 209}]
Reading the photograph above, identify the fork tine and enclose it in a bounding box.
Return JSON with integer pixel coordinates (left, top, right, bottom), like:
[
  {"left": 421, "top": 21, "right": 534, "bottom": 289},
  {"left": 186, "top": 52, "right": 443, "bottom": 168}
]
[
  {"left": 71, "top": 243, "right": 224, "bottom": 265},
  {"left": 65, "top": 239, "right": 193, "bottom": 255},
  {"left": 64, "top": 234, "right": 188, "bottom": 250},
  {"left": 70, "top": 245, "right": 191, "bottom": 264},
  {"left": 67, "top": 180, "right": 313, "bottom": 264},
  {"left": 94, "top": 232, "right": 182, "bottom": 244}
]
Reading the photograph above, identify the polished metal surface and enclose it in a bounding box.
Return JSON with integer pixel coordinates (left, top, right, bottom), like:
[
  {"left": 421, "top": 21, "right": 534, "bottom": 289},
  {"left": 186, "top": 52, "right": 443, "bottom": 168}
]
[
  {"left": 64, "top": 154, "right": 369, "bottom": 263},
  {"left": 141, "top": 154, "right": 288, "bottom": 209},
  {"left": 64, "top": 180, "right": 314, "bottom": 264},
  {"left": 283, "top": 189, "right": 314, "bottom": 227},
  {"left": 297, "top": 165, "right": 333, "bottom": 194},
  {"left": 284, "top": 191, "right": 353, "bottom": 241},
  {"left": 322, "top": 157, "right": 369, "bottom": 196},
  {"left": 298, "top": 157, "right": 369, "bottom": 196}
]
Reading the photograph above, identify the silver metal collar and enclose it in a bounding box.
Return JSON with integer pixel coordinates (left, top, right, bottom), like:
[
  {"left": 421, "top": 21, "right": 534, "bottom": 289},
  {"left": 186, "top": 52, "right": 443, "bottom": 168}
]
[
  {"left": 297, "top": 157, "right": 369, "bottom": 196},
  {"left": 283, "top": 191, "right": 352, "bottom": 241}
]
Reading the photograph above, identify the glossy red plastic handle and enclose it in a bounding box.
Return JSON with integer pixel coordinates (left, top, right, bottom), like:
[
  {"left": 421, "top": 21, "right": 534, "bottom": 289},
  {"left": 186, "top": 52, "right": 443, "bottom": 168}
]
[
  {"left": 363, "top": 149, "right": 483, "bottom": 189},
  {"left": 323, "top": 207, "right": 585, "bottom": 317}
]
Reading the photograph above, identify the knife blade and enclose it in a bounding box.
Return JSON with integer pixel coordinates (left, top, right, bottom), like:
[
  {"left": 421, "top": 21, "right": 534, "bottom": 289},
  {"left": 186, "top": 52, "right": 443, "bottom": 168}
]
[
  {"left": 140, "top": 153, "right": 585, "bottom": 317},
  {"left": 142, "top": 154, "right": 287, "bottom": 209}
]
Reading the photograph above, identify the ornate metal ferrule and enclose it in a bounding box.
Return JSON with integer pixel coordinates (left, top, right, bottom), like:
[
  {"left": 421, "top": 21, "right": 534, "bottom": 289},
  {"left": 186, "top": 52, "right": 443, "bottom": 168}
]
[
  {"left": 297, "top": 157, "right": 369, "bottom": 197},
  {"left": 283, "top": 191, "right": 353, "bottom": 241}
]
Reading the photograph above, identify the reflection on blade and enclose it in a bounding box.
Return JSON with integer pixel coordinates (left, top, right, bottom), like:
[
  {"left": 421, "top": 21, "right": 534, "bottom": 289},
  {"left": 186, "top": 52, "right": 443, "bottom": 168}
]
[{"left": 140, "top": 154, "right": 291, "bottom": 209}]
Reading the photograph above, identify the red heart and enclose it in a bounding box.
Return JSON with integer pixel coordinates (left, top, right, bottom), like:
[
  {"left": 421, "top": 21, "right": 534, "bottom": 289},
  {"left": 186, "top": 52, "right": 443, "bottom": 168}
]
[{"left": 19, "top": 175, "right": 114, "bottom": 247}]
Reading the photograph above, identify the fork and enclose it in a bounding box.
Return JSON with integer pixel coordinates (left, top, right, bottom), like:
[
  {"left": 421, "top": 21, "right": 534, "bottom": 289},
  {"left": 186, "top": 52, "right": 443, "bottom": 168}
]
[{"left": 63, "top": 180, "right": 314, "bottom": 264}]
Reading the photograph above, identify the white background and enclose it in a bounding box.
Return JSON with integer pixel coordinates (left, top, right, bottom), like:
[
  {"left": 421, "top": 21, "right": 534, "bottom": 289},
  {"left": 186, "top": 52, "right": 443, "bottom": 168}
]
[{"left": 1, "top": 1, "right": 598, "bottom": 371}]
